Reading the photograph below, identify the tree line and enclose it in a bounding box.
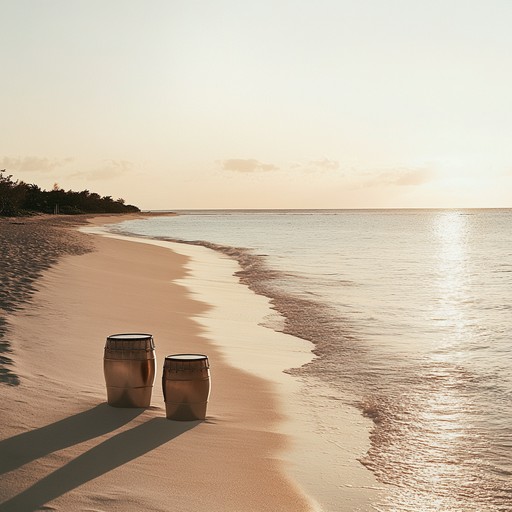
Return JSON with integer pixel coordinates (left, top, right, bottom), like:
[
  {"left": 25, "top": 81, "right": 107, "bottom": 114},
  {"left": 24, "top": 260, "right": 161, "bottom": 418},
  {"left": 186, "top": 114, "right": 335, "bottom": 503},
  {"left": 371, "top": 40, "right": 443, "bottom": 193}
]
[{"left": 0, "top": 171, "right": 140, "bottom": 216}]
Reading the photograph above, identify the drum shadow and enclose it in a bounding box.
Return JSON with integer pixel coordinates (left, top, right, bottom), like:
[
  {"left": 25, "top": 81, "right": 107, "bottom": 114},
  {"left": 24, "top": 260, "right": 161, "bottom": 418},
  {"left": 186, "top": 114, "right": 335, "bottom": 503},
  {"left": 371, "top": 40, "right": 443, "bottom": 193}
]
[
  {"left": 0, "top": 403, "right": 143, "bottom": 475},
  {"left": 0, "top": 417, "right": 198, "bottom": 512}
]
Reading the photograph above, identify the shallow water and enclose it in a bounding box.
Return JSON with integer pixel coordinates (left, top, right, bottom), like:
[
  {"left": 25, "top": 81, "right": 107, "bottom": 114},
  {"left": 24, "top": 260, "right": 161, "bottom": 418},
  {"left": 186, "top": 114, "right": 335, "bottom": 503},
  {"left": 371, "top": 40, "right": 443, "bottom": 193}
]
[{"left": 110, "top": 209, "right": 512, "bottom": 511}]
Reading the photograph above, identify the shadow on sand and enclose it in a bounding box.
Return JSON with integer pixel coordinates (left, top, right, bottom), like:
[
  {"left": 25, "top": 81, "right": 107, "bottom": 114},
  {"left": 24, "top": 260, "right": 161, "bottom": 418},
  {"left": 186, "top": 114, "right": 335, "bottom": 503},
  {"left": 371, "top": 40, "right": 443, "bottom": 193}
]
[
  {"left": 0, "top": 403, "right": 144, "bottom": 476},
  {"left": 0, "top": 413, "right": 198, "bottom": 512}
]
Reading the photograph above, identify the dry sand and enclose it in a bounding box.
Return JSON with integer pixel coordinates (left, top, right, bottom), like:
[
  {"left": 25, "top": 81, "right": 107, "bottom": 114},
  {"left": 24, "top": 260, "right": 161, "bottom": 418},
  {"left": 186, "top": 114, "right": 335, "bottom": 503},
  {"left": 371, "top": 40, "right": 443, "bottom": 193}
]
[{"left": 0, "top": 215, "right": 315, "bottom": 511}]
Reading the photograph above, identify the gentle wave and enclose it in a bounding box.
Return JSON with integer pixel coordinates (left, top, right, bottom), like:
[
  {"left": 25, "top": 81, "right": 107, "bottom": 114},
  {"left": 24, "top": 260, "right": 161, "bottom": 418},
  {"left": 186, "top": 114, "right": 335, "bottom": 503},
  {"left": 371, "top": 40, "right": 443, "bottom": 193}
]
[{"left": 110, "top": 210, "right": 512, "bottom": 511}]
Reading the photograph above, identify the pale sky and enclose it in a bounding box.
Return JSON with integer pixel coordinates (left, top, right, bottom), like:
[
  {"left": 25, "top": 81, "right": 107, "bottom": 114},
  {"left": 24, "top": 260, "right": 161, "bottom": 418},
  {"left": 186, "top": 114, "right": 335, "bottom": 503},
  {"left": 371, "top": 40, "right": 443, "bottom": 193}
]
[{"left": 2, "top": 0, "right": 512, "bottom": 210}]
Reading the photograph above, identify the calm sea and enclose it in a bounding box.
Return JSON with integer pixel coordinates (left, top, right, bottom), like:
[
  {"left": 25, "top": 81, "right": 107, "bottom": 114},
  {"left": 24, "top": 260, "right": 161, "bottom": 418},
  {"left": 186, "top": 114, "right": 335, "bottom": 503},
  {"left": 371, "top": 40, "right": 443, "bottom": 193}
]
[{"left": 110, "top": 209, "right": 512, "bottom": 511}]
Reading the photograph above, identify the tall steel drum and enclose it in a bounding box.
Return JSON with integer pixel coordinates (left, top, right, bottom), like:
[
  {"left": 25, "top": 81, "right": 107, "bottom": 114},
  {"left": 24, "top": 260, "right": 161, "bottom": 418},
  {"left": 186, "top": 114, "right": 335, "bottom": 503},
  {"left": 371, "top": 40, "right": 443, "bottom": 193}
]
[
  {"left": 162, "top": 354, "right": 210, "bottom": 421},
  {"left": 104, "top": 333, "right": 156, "bottom": 408}
]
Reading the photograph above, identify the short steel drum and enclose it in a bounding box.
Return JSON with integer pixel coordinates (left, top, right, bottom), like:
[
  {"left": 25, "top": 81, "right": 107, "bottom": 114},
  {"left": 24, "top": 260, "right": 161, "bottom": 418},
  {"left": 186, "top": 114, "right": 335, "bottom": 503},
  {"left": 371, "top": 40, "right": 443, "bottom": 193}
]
[
  {"left": 162, "top": 354, "right": 210, "bottom": 421},
  {"left": 103, "top": 333, "right": 156, "bottom": 408}
]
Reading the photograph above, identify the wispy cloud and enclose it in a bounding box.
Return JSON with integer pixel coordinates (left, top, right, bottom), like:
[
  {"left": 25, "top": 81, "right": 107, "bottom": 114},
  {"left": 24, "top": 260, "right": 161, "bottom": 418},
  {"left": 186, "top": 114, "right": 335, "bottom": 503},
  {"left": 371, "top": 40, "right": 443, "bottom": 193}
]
[
  {"left": 69, "top": 160, "right": 135, "bottom": 181},
  {"left": 311, "top": 158, "right": 340, "bottom": 171},
  {"left": 219, "top": 157, "right": 341, "bottom": 174},
  {"left": 219, "top": 159, "right": 279, "bottom": 173},
  {"left": 292, "top": 158, "right": 340, "bottom": 172},
  {"left": 1, "top": 156, "right": 73, "bottom": 173},
  {"left": 362, "top": 168, "right": 435, "bottom": 187}
]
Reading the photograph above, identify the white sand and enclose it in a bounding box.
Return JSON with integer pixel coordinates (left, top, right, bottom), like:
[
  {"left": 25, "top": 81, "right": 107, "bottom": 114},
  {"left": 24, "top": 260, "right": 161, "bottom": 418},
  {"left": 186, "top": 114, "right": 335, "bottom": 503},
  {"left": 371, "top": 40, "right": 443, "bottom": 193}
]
[{"left": 0, "top": 216, "right": 388, "bottom": 511}]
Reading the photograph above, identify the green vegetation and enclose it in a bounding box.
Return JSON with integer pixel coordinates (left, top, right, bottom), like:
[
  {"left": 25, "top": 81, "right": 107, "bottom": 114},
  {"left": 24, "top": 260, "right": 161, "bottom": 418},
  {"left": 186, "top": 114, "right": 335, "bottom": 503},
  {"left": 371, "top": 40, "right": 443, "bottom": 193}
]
[{"left": 0, "top": 171, "right": 140, "bottom": 216}]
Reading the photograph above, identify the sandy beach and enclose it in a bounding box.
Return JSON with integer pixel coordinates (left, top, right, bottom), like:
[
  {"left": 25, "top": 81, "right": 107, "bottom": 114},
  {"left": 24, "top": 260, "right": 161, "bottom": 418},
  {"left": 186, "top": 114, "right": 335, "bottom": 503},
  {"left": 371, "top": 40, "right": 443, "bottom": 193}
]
[
  {"left": 0, "top": 214, "right": 384, "bottom": 511},
  {"left": 0, "top": 214, "right": 316, "bottom": 512}
]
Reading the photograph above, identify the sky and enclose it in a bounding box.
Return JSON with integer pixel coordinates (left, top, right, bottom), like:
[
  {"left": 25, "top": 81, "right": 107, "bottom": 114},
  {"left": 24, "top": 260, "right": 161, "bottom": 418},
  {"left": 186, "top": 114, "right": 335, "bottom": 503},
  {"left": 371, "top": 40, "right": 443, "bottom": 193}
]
[{"left": 2, "top": 0, "right": 512, "bottom": 210}]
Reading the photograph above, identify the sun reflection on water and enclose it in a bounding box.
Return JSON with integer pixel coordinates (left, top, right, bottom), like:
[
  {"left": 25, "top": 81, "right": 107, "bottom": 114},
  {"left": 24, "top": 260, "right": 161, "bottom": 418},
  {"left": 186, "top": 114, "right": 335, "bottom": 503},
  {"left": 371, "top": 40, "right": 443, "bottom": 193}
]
[
  {"left": 431, "top": 211, "right": 472, "bottom": 356},
  {"left": 375, "top": 212, "right": 488, "bottom": 511},
  {"left": 377, "top": 362, "right": 484, "bottom": 511}
]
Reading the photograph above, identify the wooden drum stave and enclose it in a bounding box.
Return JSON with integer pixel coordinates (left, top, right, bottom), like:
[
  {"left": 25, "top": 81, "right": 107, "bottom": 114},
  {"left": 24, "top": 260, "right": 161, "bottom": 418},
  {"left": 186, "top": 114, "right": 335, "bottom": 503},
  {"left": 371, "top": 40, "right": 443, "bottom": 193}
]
[
  {"left": 103, "top": 333, "right": 156, "bottom": 408},
  {"left": 162, "top": 354, "right": 210, "bottom": 421}
]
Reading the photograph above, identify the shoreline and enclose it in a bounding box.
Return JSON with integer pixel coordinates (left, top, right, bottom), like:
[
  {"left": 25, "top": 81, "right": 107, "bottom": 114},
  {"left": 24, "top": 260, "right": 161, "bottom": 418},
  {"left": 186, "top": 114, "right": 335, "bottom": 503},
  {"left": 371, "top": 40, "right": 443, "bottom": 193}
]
[
  {"left": 0, "top": 215, "right": 315, "bottom": 511},
  {"left": 85, "top": 218, "right": 387, "bottom": 511},
  {"left": 0, "top": 213, "right": 387, "bottom": 511},
  {"left": 156, "top": 238, "right": 387, "bottom": 512}
]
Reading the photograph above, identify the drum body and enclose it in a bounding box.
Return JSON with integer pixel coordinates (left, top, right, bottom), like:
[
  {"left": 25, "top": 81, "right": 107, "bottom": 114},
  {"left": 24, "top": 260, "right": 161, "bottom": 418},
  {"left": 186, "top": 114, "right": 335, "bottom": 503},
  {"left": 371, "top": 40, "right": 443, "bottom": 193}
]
[
  {"left": 162, "top": 354, "right": 210, "bottom": 421},
  {"left": 103, "top": 333, "right": 156, "bottom": 408}
]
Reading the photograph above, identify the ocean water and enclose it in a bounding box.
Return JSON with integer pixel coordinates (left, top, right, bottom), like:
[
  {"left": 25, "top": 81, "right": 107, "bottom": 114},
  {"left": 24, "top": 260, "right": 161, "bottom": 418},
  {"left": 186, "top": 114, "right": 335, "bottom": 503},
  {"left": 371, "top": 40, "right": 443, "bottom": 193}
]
[{"left": 110, "top": 209, "right": 512, "bottom": 511}]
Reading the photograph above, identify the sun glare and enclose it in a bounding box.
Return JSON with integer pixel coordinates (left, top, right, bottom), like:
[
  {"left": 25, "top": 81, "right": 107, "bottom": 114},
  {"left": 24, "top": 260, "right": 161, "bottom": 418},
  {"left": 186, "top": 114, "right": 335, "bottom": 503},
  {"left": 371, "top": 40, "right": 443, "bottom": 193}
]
[{"left": 432, "top": 211, "right": 471, "bottom": 353}]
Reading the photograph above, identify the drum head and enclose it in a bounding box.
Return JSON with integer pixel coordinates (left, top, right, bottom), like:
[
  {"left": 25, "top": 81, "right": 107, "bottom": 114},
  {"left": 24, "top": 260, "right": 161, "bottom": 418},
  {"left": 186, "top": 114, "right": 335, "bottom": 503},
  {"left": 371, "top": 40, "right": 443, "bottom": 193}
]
[
  {"left": 165, "top": 354, "right": 208, "bottom": 361},
  {"left": 107, "top": 333, "right": 153, "bottom": 341}
]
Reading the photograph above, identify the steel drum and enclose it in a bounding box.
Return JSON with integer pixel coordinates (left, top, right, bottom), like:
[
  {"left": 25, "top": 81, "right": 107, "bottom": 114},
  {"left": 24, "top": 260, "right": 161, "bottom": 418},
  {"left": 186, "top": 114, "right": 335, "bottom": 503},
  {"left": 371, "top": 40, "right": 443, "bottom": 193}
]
[
  {"left": 104, "top": 333, "right": 156, "bottom": 408},
  {"left": 162, "top": 354, "right": 210, "bottom": 421}
]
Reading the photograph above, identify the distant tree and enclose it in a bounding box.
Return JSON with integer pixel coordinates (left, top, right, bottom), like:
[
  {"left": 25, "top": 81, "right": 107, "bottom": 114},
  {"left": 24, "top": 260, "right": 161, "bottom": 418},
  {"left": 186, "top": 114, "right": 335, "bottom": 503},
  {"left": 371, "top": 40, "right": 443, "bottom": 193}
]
[
  {"left": 0, "top": 171, "right": 27, "bottom": 215},
  {"left": 0, "top": 171, "right": 140, "bottom": 216},
  {"left": 0, "top": 171, "right": 14, "bottom": 214}
]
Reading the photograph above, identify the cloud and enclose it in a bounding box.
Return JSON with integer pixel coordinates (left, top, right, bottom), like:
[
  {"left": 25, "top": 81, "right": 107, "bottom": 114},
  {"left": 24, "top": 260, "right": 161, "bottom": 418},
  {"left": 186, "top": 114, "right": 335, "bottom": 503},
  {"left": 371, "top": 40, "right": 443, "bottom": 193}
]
[
  {"left": 219, "top": 159, "right": 279, "bottom": 173},
  {"left": 308, "top": 158, "right": 340, "bottom": 171},
  {"left": 1, "top": 156, "right": 73, "bottom": 173},
  {"left": 219, "top": 157, "right": 340, "bottom": 174},
  {"left": 363, "top": 168, "right": 435, "bottom": 187},
  {"left": 69, "top": 160, "right": 135, "bottom": 181},
  {"left": 291, "top": 158, "right": 341, "bottom": 173}
]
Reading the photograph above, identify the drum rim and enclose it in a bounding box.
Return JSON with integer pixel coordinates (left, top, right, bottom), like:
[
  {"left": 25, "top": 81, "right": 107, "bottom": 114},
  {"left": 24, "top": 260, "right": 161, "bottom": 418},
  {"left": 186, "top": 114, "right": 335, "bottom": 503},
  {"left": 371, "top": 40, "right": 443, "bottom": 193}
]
[
  {"left": 107, "top": 333, "right": 153, "bottom": 341},
  {"left": 164, "top": 353, "right": 208, "bottom": 361}
]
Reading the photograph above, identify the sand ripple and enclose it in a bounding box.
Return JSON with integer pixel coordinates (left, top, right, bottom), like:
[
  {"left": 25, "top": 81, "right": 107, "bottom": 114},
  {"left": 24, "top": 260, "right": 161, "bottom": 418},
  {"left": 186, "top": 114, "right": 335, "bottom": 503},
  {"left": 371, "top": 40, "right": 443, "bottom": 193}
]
[{"left": 0, "top": 216, "right": 93, "bottom": 385}]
